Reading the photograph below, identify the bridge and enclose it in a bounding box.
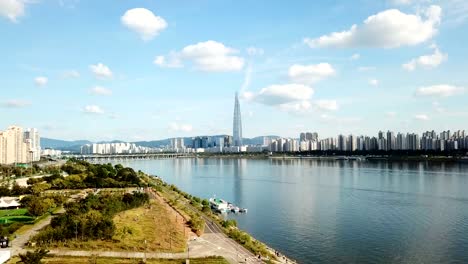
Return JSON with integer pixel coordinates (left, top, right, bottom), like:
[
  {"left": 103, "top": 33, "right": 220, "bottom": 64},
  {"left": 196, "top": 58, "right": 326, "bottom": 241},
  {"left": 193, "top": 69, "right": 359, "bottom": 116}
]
[{"left": 67, "top": 153, "right": 194, "bottom": 162}]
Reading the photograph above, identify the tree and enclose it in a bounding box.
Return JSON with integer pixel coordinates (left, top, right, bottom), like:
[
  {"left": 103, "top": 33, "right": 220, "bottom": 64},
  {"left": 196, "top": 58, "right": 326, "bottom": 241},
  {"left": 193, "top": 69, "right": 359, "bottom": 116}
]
[
  {"left": 27, "top": 197, "right": 56, "bottom": 217},
  {"left": 19, "top": 248, "right": 49, "bottom": 264},
  {"left": 31, "top": 182, "right": 51, "bottom": 195}
]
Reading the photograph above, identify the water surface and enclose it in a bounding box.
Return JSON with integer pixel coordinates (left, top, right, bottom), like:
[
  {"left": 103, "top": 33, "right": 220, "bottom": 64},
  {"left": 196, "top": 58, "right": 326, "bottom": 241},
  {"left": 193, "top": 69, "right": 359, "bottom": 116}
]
[{"left": 113, "top": 158, "right": 468, "bottom": 263}]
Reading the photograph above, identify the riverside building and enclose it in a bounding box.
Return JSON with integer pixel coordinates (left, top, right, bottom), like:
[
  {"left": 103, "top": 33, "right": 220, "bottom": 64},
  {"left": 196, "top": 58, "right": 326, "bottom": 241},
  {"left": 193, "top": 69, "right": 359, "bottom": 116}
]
[{"left": 0, "top": 126, "right": 41, "bottom": 165}]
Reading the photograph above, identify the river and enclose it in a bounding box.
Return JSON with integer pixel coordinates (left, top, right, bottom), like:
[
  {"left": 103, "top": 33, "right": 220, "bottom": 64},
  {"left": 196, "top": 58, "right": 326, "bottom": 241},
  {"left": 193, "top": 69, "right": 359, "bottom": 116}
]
[{"left": 112, "top": 158, "right": 468, "bottom": 263}]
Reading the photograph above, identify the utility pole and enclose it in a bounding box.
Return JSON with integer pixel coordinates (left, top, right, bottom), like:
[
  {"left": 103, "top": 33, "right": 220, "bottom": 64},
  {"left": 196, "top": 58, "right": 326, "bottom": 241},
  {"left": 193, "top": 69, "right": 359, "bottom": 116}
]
[{"left": 74, "top": 221, "right": 78, "bottom": 241}]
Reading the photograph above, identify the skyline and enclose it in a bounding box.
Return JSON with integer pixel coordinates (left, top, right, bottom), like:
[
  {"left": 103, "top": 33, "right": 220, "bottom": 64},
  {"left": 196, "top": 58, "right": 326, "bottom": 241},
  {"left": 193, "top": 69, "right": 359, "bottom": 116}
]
[{"left": 1, "top": 0, "right": 468, "bottom": 141}]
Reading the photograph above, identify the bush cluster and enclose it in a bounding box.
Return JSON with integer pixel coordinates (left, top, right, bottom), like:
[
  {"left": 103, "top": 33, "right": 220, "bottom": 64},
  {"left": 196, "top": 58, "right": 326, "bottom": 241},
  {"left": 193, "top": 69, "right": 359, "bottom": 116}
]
[{"left": 33, "top": 192, "right": 149, "bottom": 245}]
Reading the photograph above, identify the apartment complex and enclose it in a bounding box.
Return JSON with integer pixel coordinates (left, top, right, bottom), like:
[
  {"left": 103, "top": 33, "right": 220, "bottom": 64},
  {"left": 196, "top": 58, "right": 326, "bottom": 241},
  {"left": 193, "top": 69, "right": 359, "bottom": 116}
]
[{"left": 0, "top": 126, "right": 41, "bottom": 165}]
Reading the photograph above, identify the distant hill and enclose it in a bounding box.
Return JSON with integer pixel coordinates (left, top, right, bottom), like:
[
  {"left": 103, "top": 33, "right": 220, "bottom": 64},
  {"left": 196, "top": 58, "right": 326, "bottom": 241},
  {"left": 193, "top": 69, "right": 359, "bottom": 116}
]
[
  {"left": 41, "top": 138, "right": 92, "bottom": 152},
  {"left": 41, "top": 135, "right": 281, "bottom": 152}
]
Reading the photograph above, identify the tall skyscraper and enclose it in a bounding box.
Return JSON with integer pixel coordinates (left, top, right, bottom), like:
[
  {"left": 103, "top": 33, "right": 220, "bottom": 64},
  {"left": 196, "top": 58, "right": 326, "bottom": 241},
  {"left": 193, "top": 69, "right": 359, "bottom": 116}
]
[{"left": 233, "top": 92, "right": 243, "bottom": 146}]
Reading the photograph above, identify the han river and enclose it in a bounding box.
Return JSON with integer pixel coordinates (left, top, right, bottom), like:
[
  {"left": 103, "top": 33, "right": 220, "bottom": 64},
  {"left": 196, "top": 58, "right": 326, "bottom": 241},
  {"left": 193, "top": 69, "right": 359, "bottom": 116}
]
[{"left": 113, "top": 158, "right": 468, "bottom": 263}]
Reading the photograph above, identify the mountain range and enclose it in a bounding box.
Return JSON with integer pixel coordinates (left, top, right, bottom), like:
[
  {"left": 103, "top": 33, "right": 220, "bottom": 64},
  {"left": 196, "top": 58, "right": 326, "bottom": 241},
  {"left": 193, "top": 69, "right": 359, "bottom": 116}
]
[{"left": 41, "top": 135, "right": 280, "bottom": 153}]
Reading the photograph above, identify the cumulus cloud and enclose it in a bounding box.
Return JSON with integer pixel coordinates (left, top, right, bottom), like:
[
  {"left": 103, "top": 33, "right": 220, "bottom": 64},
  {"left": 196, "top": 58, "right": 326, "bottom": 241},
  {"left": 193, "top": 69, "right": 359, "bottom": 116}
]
[
  {"left": 369, "top": 79, "right": 379, "bottom": 86},
  {"left": 90, "top": 86, "right": 112, "bottom": 96},
  {"left": 414, "top": 114, "right": 429, "bottom": 121},
  {"left": 34, "top": 76, "right": 48, "bottom": 87},
  {"left": 0, "top": 0, "right": 25, "bottom": 22},
  {"left": 121, "top": 8, "right": 167, "bottom": 41},
  {"left": 169, "top": 122, "right": 193, "bottom": 132},
  {"left": 288, "top": 63, "right": 335, "bottom": 84},
  {"left": 89, "top": 63, "right": 113, "bottom": 79},
  {"left": 253, "top": 84, "right": 314, "bottom": 105},
  {"left": 61, "top": 70, "right": 80, "bottom": 78},
  {"left": 304, "top": 5, "right": 441, "bottom": 48},
  {"left": 2, "top": 99, "right": 31, "bottom": 108},
  {"left": 402, "top": 46, "right": 447, "bottom": 71},
  {"left": 83, "top": 105, "right": 104, "bottom": 114},
  {"left": 155, "top": 41, "right": 244, "bottom": 72},
  {"left": 415, "top": 84, "right": 465, "bottom": 97}
]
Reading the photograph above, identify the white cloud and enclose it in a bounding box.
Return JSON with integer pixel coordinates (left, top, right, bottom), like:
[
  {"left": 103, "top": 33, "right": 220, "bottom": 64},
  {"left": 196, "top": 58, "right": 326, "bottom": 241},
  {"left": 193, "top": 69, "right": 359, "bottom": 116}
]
[
  {"left": 402, "top": 46, "right": 447, "bottom": 71},
  {"left": 34, "top": 76, "right": 48, "bottom": 87},
  {"left": 246, "top": 47, "right": 264, "bottom": 56},
  {"left": 304, "top": 5, "right": 441, "bottom": 48},
  {"left": 90, "top": 86, "right": 112, "bottom": 96},
  {"left": 313, "top": 99, "right": 339, "bottom": 111},
  {"left": 155, "top": 41, "right": 244, "bottom": 72},
  {"left": 89, "top": 63, "right": 113, "bottom": 79},
  {"left": 350, "top": 53, "right": 360, "bottom": 60},
  {"left": 61, "top": 70, "right": 80, "bottom": 78},
  {"left": 2, "top": 99, "right": 30, "bottom": 108},
  {"left": 121, "top": 8, "right": 167, "bottom": 41},
  {"left": 0, "top": 0, "right": 25, "bottom": 22},
  {"left": 414, "top": 114, "right": 429, "bottom": 121},
  {"left": 83, "top": 105, "right": 104, "bottom": 114},
  {"left": 415, "top": 84, "right": 465, "bottom": 97},
  {"left": 169, "top": 122, "right": 193, "bottom": 132},
  {"left": 288, "top": 63, "right": 335, "bottom": 84},
  {"left": 180, "top": 41, "right": 244, "bottom": 72},
  {"left": 369, "top": 79, "right": 379, "bottom": 86},
  {"left": 253, "top": 84, "right": 314, "bottom": 105}
]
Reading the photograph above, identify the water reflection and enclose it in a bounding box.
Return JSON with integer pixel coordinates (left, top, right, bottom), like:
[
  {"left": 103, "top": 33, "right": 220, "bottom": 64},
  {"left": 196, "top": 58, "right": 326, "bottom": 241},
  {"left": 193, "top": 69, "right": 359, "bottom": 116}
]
[{"left": 115, "top": 158, "right": 468, "bottom": 263}]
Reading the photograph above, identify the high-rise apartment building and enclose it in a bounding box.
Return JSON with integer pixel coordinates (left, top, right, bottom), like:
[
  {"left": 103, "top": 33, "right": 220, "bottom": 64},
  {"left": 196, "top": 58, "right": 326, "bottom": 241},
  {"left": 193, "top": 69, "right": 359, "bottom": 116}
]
[{"left": 0, "top": 126, "right": 37, "bottom": 165}]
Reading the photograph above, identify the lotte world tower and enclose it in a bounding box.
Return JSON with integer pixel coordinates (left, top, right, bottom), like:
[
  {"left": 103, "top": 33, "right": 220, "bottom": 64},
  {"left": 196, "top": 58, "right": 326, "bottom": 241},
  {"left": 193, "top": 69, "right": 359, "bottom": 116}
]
[{"left": 233, "top": 92, "right": 243, "bottom": 147}]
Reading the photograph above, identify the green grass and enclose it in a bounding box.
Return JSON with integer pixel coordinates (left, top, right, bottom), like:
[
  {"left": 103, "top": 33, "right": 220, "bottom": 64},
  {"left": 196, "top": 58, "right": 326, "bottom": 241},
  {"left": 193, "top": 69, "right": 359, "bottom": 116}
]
[
  {"left": 45, "top": 200, "right": 187, "bottom": 253},
  {"left": 0, "top": 209, "right": 34, "bottom": 224},
  {"left": 0, "top": 208, "right": 28, "bottom": 217},
  {"left": 0, "top": 215, "right": 34, "bottom": 224}
]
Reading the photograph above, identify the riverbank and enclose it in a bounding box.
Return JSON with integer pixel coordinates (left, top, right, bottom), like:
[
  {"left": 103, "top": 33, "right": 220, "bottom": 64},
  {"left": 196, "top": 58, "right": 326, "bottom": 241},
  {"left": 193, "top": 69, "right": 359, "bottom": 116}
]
[
  {"left": 194, "top": 153, "right": 468, "bottom": 163},
  {"left": 142, "top": 174, "right": 296, "bottom": 263}
]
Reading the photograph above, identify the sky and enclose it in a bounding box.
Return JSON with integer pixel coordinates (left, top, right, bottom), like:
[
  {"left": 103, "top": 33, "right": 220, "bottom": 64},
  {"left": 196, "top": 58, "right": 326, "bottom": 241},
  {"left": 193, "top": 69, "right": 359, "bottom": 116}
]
[{"left": 0, "top": 0, "right": 467, "bottom": 141}]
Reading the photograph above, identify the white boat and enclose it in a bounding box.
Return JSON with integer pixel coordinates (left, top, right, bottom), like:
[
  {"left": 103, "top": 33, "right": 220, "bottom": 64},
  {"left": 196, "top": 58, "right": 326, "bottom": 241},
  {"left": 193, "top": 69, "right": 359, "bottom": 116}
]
[{"left": 209, "top": 197, "right": 229, "bottom": 213}]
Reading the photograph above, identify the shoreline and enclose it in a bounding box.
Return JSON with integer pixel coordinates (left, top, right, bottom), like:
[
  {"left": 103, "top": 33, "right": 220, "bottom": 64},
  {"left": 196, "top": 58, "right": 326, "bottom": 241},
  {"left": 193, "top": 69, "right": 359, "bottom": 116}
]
[
  {"left": 190, "top": 154, "right": 468, "bottom": 163},
  {"left": 144, "top": 174, "right": 297, "bottom": 263}
]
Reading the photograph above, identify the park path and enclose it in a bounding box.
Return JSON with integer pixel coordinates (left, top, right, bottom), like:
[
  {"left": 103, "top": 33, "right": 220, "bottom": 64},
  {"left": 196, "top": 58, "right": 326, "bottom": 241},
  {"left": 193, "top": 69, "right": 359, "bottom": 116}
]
[{"left": 10, "top": 214, "right": 54, "bottom": 256}]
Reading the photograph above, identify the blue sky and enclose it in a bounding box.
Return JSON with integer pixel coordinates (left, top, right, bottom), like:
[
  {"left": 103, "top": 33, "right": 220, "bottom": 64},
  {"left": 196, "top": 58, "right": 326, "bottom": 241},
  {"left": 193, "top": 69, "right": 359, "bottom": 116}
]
[{"left": 1, "top": 0, "right": 467, "bottom": 141}]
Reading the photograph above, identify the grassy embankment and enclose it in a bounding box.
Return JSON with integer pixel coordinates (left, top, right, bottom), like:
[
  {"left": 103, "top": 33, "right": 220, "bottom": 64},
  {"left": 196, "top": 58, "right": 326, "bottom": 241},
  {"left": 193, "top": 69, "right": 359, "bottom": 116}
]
[
  {"left": 7, "top": 256, "right": 228, "bottom": 264},
  {"left": 41, "top": 198, "right": 186, "bottom": 253}
]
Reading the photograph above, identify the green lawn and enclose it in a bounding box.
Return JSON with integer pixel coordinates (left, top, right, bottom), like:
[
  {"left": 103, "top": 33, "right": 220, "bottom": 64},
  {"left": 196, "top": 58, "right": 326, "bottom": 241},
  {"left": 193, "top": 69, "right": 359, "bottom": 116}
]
[
  {"left": 0, "top": 215, "right": 35, "bottom": 224},
  {"left": 0, "top": 209, "right": 33, "bottom": 224},
  {"left": 0, "top": 208, "right": 28, "bottom": 217}
]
